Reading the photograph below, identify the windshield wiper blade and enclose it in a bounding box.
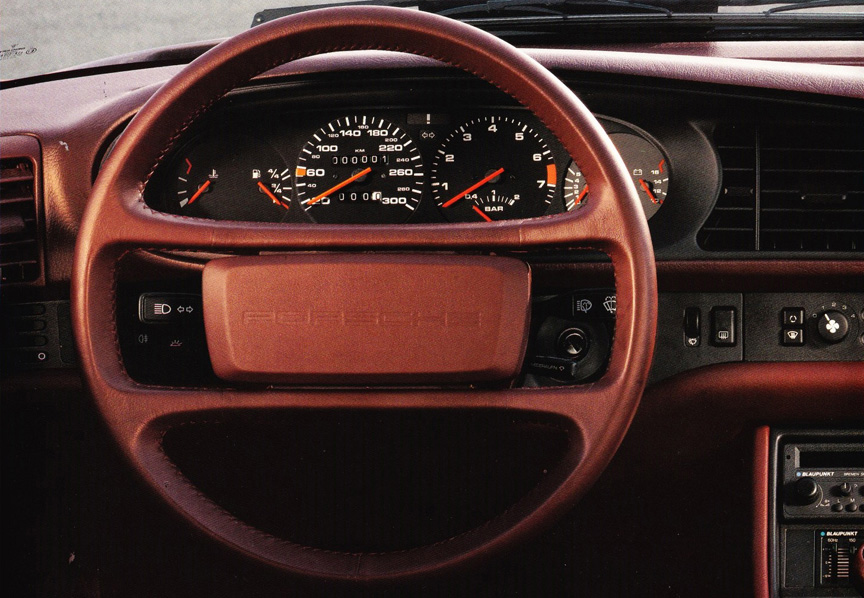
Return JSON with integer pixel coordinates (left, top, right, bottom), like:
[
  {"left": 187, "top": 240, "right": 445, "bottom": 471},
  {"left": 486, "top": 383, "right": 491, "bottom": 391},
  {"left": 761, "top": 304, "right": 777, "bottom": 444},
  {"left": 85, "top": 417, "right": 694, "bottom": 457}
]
[
  {"left": 253, "top": 1, "right": 420, "bottom": 26},
  {"left": 252, "top": 0, "right": 675, "bottom": 26},
  {"left": 433, "top": 0, "right": 672, "bottom": 17},
  {"left": 762, "top": 0, "right": 864, "bottom": 14}
]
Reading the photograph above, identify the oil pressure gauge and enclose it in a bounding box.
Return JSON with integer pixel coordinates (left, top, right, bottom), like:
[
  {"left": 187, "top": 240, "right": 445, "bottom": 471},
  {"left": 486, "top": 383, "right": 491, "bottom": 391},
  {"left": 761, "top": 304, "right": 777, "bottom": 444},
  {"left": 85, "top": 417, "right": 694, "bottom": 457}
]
[{"left": 565, "top": 132, "right": 669, "bottom": 220}]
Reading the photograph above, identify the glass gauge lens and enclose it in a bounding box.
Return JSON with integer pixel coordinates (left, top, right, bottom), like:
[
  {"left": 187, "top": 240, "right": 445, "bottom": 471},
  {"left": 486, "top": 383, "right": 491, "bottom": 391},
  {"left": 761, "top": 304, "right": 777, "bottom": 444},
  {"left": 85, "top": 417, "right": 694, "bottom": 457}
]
[
  {"left": 295, "top": 116, "right": 423, "bottom": 224},
  {"left": 431, "top": 116, "right": 557, "bottom": 222},
  {"left": 565, "top": 132, "right": 669, "bottom": 220},
  {"left": 165, "top": 132, "right": 292, "bottom": 222}
]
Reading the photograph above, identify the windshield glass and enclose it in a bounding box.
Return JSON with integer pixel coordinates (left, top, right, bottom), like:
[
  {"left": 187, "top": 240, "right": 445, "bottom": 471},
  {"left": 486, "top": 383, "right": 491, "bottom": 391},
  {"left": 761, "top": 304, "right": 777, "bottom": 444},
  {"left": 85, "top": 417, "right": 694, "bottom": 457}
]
[{"left": 1, "top": 0, "right": 862, "bottom": 81}]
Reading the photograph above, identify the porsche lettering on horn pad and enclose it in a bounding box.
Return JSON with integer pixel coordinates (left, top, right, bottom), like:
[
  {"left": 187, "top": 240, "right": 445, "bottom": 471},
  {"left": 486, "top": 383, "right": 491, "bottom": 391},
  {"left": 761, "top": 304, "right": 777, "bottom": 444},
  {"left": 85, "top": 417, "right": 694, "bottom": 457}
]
[{"left": 202, "top": 254, "right": 531, "bottom": 384}]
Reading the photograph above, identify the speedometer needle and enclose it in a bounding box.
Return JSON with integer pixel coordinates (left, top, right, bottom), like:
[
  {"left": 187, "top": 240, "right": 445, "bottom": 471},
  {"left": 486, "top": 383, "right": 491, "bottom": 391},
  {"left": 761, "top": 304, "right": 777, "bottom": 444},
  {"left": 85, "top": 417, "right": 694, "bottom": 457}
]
[
  {"left": 187, "top": 179, "right": 211, "bottom": 206},
  {"left": 306, "top": 167, "right": 372, "bottom": 206},
  {"left": 257, "top": 181, "right": 289, "bottom": 210},
  {"left": 442, "top": 168, "right": 505, "bottom": 208}
]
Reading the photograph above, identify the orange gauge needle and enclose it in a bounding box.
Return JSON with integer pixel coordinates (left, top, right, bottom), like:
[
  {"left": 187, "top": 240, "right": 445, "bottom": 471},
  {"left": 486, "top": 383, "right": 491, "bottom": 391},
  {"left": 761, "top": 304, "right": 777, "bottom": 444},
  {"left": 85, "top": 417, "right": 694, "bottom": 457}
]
[
  {"left": 257, "top": 181, "right": 289, "bottom": 210},
  {"left": 639, "top": 179, "right": 657, "bottom": 203},
  {"left": 576, "top": 184, "right": 589, "bottom": 205},
  {"left": 187, "top": 179, "right": 211, "bottom": 206},
  {"left": 442, "top": 168, "right": 505, "bottom": 208},
  {"left": 472, "top": 205, "right": 493, "bottom": 222},
  {"left": 306, "top": 167, "right": 372, "bottom": 206}
]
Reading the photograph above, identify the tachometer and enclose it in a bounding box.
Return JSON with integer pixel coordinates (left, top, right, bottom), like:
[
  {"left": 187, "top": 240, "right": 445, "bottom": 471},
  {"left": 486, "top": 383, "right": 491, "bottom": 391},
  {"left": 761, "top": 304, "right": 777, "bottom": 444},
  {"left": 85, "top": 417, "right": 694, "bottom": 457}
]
[
  {"left": 295, "top": 115, "right": 423, "bottom": 224},
  {"left": 430, "top": 116, "right": 557, "bottom": 222}
]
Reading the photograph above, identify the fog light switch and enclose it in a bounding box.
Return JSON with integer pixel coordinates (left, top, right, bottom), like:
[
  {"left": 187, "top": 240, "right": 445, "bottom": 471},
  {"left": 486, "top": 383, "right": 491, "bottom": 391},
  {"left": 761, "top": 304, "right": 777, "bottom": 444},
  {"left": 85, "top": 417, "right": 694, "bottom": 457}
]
[{"left": 711, "top": 307, "right": 736, "bottom": 347}]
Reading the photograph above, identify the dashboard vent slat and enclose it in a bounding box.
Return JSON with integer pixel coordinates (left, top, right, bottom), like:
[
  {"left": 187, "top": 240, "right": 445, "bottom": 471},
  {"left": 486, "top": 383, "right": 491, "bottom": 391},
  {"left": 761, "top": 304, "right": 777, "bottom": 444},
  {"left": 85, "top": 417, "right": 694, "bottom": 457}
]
[
  {"left": 0, "top": 156, "right": 42, "bottom": 284},
  {"left": 700, "top": 122, "right": 864, "bottom": 253},
  {"left": 697, "top": 123, "right": 757, "bottom": 251}
]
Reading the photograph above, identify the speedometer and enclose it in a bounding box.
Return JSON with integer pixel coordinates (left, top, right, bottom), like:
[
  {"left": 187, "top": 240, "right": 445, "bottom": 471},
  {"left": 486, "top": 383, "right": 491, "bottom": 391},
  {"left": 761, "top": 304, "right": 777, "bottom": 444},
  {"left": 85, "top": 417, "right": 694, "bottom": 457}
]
[
  {"left": 294, "top": 115, "right": 423, "bottom": 224},
  {"left": 430, "top": 116, "right": 557, "bottom": 222}
]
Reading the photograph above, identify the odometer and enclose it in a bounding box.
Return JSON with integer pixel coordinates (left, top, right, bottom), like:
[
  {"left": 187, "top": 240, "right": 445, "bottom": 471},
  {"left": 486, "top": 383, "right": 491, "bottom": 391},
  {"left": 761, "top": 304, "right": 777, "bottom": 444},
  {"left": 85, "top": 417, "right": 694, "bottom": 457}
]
[
  {"left": 295, "top": 115, "right": 423, "bottom": 224},
  {"left": 431, "top": 116, "right": 557, "bottom": 222}
]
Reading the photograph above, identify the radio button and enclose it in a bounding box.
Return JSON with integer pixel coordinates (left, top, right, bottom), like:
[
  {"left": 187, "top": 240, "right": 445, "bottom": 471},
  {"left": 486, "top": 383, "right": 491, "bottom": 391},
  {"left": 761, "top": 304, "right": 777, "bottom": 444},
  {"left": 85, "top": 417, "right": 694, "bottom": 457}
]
[{"left": 845, "top": 503, "right": 859, "bottom": 512}]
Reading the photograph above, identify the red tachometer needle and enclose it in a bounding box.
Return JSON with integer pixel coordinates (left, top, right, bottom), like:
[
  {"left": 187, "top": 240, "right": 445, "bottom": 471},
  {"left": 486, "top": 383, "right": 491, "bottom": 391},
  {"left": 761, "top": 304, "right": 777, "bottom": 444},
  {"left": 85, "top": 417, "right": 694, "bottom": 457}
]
[
  {"left": 306, "top": 167, "right": 372, "bottom": 206},
  {"left": 187, "top": 179, "right": 211, "bottom": 206},
  {"left": 442, "top": 167, "right": 505, "bottom": 208},
  {"left": 639, "top": 179, "right": 657, "bottom": 203},
  {"left": 257, "top": 181, "right": 289, "bottom": 210},
  {"left": 472, "top": 205, "right": 493, "bottom": 222}
]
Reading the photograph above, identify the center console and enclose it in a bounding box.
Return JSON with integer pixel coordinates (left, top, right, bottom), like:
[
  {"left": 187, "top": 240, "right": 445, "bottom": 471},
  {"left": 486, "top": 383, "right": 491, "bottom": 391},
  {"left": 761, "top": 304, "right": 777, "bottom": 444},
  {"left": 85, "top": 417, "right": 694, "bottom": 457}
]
[{"left": 770, "top": 430, "right": 864, "bottom": 597}]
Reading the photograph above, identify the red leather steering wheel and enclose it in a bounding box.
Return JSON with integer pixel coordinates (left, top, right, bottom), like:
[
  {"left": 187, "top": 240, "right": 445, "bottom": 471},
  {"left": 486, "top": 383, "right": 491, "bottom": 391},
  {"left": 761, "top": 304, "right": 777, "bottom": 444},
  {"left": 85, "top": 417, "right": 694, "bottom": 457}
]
[{"left": 73, "top": 6, "right": 656, "bottom": 582}]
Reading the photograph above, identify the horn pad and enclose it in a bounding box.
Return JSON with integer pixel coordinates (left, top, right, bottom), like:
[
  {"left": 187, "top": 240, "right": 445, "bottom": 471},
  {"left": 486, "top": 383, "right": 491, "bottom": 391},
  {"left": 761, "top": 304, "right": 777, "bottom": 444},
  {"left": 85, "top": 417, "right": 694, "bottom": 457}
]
[{"left": 202, "top": 254, "right": 531, "bottom": 384}]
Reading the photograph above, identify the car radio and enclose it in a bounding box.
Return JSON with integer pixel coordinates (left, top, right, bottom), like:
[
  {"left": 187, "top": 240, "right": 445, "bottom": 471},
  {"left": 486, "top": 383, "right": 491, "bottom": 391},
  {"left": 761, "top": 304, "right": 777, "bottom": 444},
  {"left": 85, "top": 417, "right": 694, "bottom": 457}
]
[
  {"left": 782, "top": 441, "right": 864, "bottom": 519},
  {"left": 773, "top": 431, "right": 864, "bottom": 597}
]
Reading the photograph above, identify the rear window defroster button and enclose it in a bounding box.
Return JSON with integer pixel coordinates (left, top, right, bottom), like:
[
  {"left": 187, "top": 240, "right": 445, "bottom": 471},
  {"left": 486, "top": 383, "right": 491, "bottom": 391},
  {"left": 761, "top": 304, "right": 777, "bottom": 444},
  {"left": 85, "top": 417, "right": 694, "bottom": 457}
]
[{"left": 711, "top": 307, "right": 736, "bottom": 347}]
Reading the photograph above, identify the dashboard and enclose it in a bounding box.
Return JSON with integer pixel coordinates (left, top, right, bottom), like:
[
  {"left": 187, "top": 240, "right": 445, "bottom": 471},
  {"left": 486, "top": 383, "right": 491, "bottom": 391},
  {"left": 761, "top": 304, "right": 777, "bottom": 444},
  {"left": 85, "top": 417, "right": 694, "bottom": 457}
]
[{"left": 2, "top": 35, "right": 864, "bottom": 598}]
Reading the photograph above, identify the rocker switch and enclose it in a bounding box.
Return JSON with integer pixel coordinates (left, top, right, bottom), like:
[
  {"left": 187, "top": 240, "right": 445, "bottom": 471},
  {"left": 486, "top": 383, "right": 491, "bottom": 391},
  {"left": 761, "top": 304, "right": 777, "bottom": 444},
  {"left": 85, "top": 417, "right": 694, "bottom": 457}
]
[
  {"left": 711, "top": 307, "right": 736, "bottom": 347},
  {"left": 683, "top": 307, "right": 701, "bottom": 347}
]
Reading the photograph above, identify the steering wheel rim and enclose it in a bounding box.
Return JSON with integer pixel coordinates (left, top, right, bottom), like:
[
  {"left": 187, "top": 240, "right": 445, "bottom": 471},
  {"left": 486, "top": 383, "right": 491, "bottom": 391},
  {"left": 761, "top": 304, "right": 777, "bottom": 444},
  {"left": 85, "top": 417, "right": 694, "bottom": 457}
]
[{"left": 72, "top": 6, "right": 656, "bottom": 582}]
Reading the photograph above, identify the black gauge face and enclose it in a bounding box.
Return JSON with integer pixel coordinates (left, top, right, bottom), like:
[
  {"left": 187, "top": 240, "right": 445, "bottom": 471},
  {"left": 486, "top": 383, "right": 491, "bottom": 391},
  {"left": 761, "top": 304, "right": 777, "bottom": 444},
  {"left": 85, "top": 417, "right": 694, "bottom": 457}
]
[
  {"left": 565, "top": 132, "right": 669, "bottom": 220},
  {"left": 431, "top": 116, "right": 558, "bottom": 222},
  {"left": 294, "top": 116, "right": 423, "bottom": 224},
  {"left": 165, "top": 132, "right": 292, "bottom": 222}
]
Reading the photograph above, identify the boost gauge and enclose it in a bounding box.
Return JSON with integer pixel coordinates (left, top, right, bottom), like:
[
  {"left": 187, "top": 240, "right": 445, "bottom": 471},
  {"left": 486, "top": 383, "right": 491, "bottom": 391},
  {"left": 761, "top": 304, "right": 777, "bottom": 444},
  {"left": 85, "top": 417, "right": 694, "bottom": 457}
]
[
  {"left": 565, "top": 132, "right": 669, "bottom": 220},
  {"left": 295, "top": 116, "right": 423, "bottom": 224}
]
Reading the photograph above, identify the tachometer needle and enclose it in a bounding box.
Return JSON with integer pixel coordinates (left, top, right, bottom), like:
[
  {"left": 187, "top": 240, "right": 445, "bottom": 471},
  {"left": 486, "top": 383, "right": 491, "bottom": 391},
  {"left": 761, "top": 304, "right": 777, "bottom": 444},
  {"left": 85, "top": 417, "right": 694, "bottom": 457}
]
[
  {"left": 306, "top": 167, "right": 372, "bottom": 206},
  {"left": 257, "top": 181, "right": 289, "bottom": 210},
  {"left": 639, "top": 179, "right": 657, "bottom": 203},
  {"left": 442, "top": 167, "right": 505, "bottom": 208},
  {"left": 187, "top": 180, "right": 211, "bottom": 206},
  {"left": 472, "top": 205, "right": 493, "bottom": 222}
]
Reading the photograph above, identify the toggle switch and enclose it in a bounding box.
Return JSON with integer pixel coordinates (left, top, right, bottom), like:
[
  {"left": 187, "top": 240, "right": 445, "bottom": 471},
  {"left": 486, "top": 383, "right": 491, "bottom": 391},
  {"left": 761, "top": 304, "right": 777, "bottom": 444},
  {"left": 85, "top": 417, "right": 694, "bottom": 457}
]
[{"left": 683, "top": 307, "right": 701, "bottom": 347}]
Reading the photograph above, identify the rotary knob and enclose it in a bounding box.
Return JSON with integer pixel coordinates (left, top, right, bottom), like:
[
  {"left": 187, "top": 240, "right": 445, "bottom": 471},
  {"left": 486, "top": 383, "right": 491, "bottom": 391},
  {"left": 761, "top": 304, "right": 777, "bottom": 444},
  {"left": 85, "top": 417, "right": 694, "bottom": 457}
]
[
  {"left": 794, "top": 477, "right": 821, "bottom": 505},
  {"left": 817, "top": 310, "right": 849, "bottom": 343}
]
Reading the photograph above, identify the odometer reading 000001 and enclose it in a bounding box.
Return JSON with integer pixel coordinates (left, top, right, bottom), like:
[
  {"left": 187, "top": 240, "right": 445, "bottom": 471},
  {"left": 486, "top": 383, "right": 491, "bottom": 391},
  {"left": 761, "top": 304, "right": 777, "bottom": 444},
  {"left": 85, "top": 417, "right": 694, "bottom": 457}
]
[{"left": 295, "top": 116, "right": 424, "bottom": 224}]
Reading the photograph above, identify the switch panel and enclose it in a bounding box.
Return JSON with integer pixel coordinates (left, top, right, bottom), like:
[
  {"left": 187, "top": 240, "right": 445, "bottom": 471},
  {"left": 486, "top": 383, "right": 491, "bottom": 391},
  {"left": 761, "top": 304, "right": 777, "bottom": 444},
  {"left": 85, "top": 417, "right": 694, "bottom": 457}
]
[{"left": 745, "top": 294, "right": 864, "bottom": 362}]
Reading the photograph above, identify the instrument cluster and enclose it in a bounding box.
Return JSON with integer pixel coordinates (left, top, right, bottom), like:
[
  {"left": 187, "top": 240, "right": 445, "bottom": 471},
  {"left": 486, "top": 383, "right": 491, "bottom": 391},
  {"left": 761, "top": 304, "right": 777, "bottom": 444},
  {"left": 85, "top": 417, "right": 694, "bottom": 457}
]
[{"left": 145, "top": 108, "right": 670, "bottom": 225}]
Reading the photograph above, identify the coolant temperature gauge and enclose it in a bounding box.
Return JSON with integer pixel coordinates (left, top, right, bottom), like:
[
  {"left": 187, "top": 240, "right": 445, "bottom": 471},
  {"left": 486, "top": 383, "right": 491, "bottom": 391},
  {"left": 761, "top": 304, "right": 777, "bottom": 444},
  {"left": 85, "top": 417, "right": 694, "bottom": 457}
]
[{"left": 564, "top": 132, "right": 669, "bottom": 220}]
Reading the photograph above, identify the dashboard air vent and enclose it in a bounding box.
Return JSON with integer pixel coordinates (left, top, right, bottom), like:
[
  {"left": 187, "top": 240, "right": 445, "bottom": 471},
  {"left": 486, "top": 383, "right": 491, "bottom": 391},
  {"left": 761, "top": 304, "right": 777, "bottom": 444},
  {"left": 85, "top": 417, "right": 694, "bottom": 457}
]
[
  {"left": 700, "top": 122, "right": 864, "bottom": 253},
  {"left": 697, "top": 123, "right": 757, "bottom": 251},
  {"left": 759, "top": 123, "right": 864, "bottom": 252},
  {"left": 1, "top": 156, "right": 41, "bottom": 284}
]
